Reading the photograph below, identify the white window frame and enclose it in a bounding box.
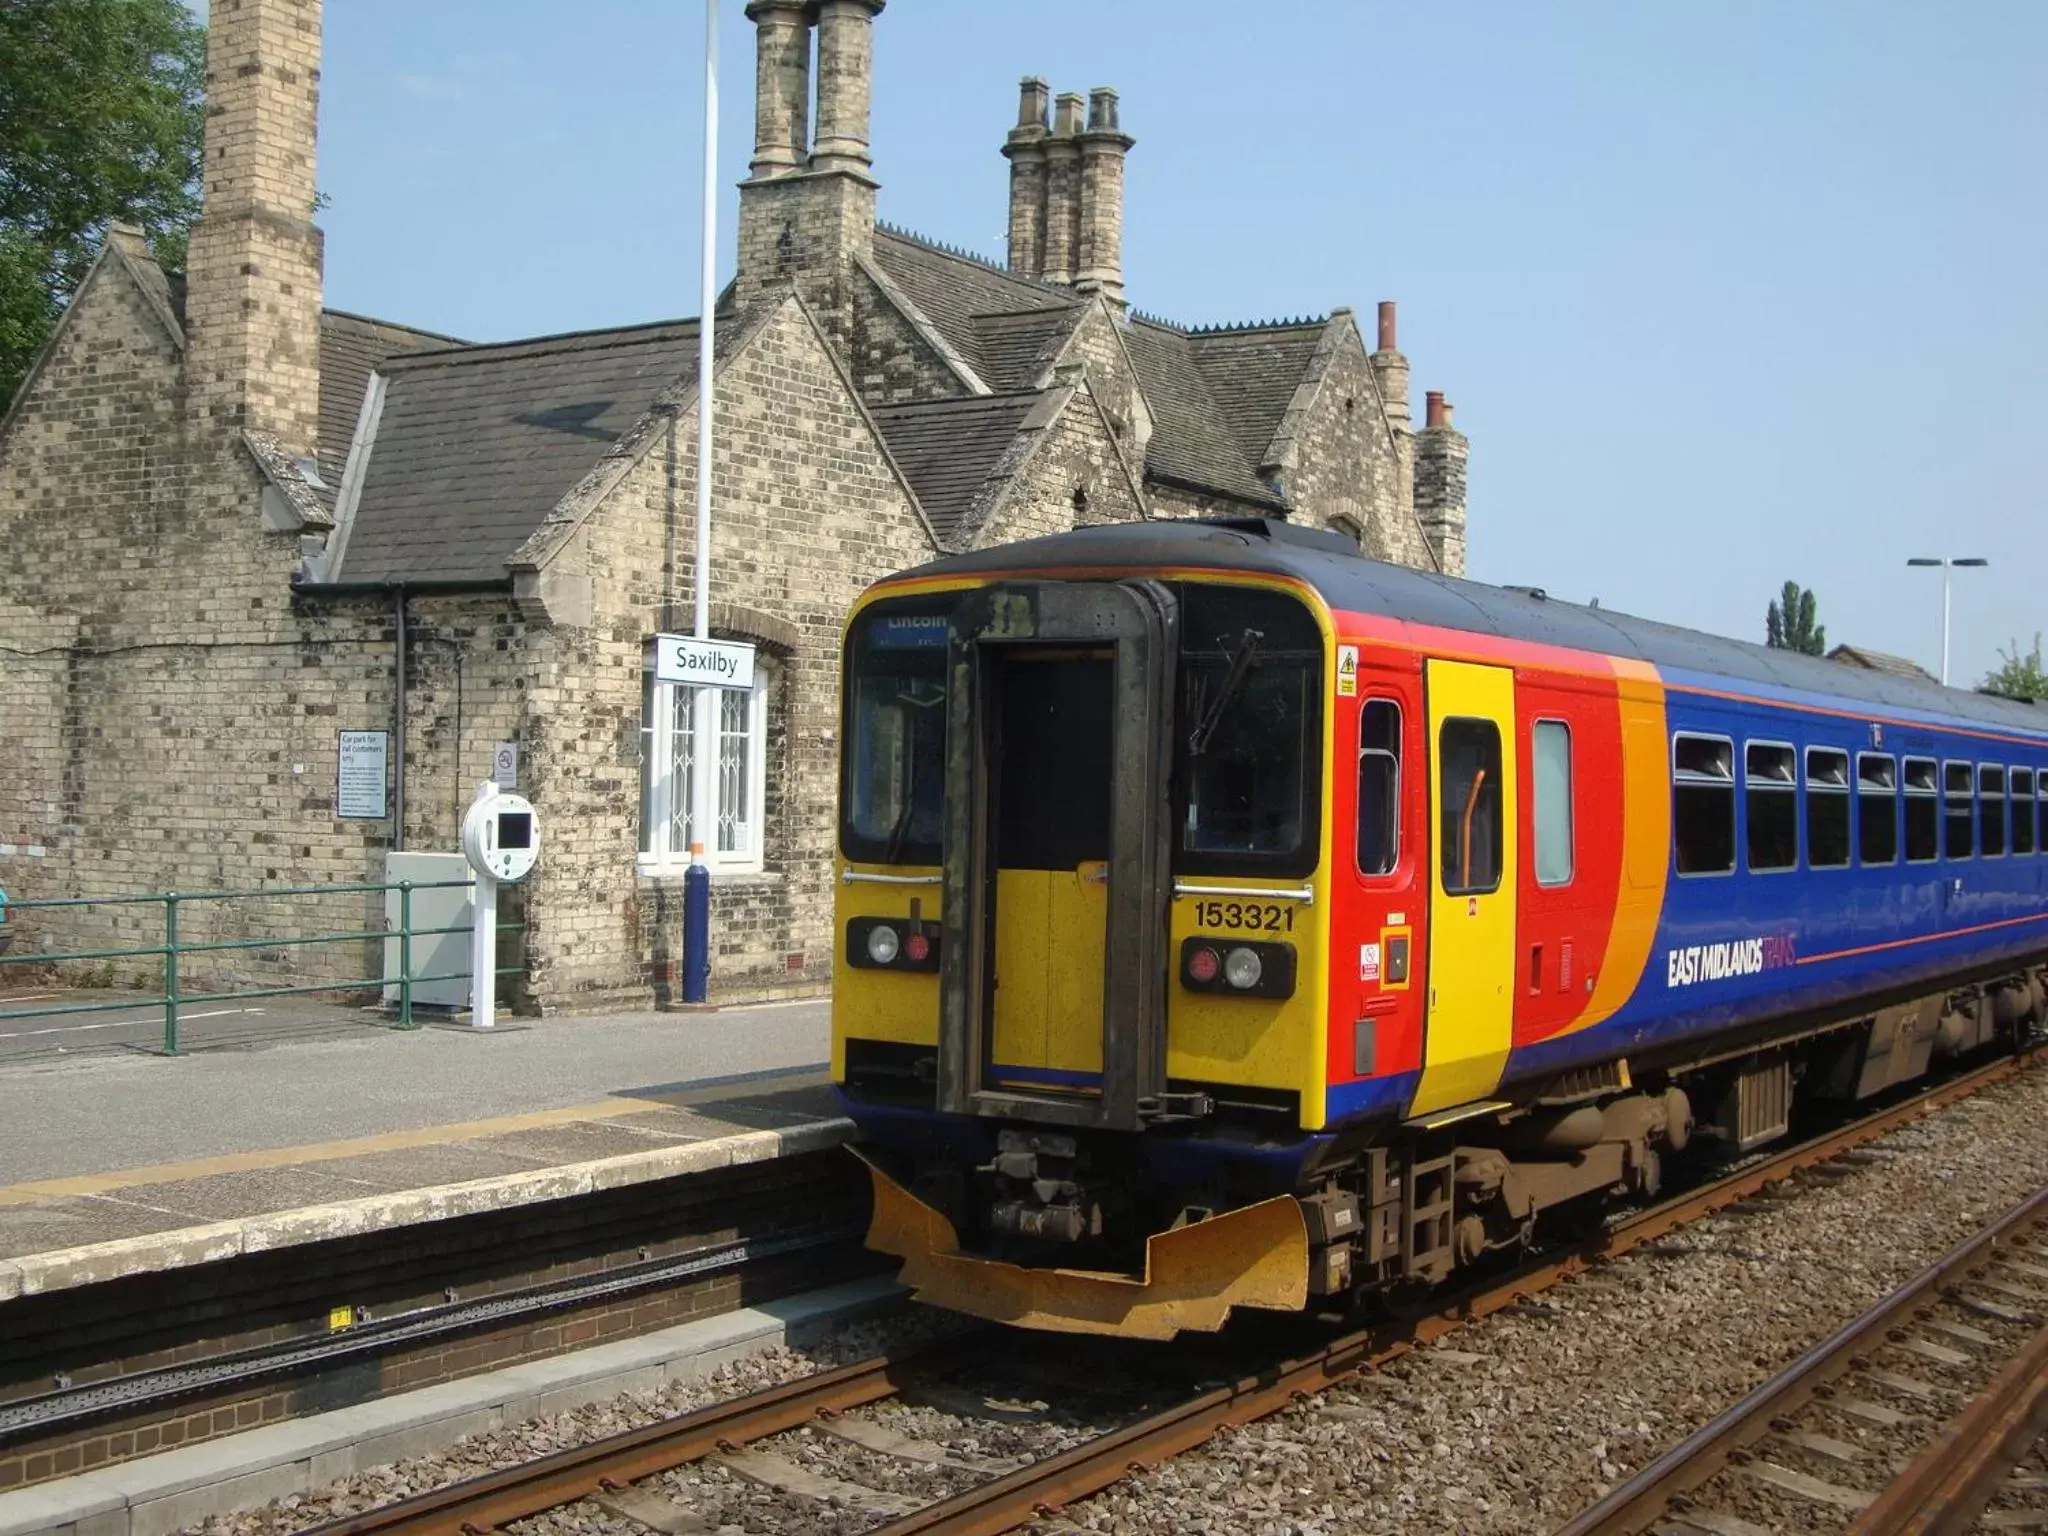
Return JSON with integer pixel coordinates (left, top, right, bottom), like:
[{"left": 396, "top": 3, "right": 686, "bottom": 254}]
[{"left": 638, "top": 649, "right": 769, "bottom": 875}]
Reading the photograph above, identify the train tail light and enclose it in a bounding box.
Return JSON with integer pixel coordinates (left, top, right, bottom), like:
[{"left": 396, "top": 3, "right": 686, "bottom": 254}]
[
  {"left": 848, "top": 917, "right": 940, "bottom": 972},
  {"left": 1179, "top": 936, "right": 1295, "bottom": 999}
]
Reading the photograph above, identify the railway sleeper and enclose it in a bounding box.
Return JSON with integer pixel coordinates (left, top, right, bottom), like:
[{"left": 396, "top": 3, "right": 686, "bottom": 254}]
[{"left": 1302, "top": 965, "right": 2048, "bottom": 1304}]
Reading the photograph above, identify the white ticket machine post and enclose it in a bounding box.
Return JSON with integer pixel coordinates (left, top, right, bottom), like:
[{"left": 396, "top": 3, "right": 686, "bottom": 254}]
[{"left": 460, "top": 781, "right": 539, "bottom": 1029}]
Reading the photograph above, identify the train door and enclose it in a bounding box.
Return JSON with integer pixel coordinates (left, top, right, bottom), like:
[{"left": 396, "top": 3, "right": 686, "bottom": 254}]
[
  {"left": 1412, "top": 659, "right": 1519, "bottom": 1116},
  {"left": 935, "top": 581, "right": 1178, "bottom": 1131},
  {"left": 988, "top": 650, "right": 1113, "bottom": 1088}
]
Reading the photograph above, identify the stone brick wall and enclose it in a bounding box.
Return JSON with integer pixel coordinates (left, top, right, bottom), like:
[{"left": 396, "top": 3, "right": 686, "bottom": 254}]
[
  {"left": 0, "top": 251, "right": 406, "bottom": 990},
  {"left": 518, "top": 294, "right": 930, "bottom": 1010},
  {"left": 1279, "top": 318, "right": 1433, "bottom": 568},
  {"left": 848, "top": 264, "right": 967, "bottom": 404},
  {"left": 972, "top": 385, "right": 1145, "bottom": 545}
]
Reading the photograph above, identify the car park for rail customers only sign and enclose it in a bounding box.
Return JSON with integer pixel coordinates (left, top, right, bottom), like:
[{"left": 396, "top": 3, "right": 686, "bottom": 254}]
[{"left": 654, "top": 634, "right": 756, "bottom": 690}]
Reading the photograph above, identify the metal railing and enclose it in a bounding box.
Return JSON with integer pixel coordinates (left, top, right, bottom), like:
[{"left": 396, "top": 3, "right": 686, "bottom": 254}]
[{"left": 0, "top": 880, "right": 524, "bottom": 1054}]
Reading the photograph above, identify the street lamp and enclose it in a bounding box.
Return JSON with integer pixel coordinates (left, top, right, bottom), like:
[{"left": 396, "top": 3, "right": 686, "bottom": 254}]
[{"left": 1906, "top": 557, "right": 1989, "bottom": 687}]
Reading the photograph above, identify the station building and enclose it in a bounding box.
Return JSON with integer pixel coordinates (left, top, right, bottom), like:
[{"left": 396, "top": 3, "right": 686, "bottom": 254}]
[{"left": 0, "top": 0, "right": 1473, "bottom": 1009}]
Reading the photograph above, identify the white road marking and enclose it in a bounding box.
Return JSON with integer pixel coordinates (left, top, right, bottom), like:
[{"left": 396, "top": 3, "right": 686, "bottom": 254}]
[{"left": 0, "top": 1007, "right": 266, "bottom": 1041}]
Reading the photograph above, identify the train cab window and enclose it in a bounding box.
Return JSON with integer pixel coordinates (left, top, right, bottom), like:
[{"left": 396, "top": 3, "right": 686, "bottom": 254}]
[
  {"left": 1904, "top": 757, "right": 1940, "bottom": 863},
  {"left": 1533, "top": 719, "right": 1574, "bottom": 886},
  {"left": 1944, "top": 761, "right": 1976, "bottom": 860},
  {"left": 1175, "top": 586, "right": 1323, "bottom": 878},
  {"left": 1439, "top": 718, "right": 1504, "bottom": 895},
  {"left": 1980, "top": 765, "right": 2008, "bottom": 857},
  {"left": 1673, "top": 733, "right": 1735, "bottom": 876},
  {"left": 1857, "top": 754, "right": 1899, "bottom": 866},
  {"left": 1745, "top": 742, "right": 1797, "bottom": 873},
  {"left": 1357, "top": 700, "right": 1401, "bottom": 876},
  {"left": 2016, "top": 768, "right": 2039, "bottom": 856},
  {"left": 841, "top": 604, "right": 951, "bottom": 865},
  {"left": 1806, "top": 748, "right": 1852, "bottom": 870}
]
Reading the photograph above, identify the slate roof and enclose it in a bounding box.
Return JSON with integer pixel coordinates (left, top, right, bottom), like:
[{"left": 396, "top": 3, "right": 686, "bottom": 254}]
[
  {"left": 969, "top": 308, "right": 1084, "bottom": 391},
  {"left": 866, "top": 227, "right": 1318, "bottom": 515},
  {"left": 1829, "top": 644, "right": 1937, "bottom": 682},
  {"left": 870, "top": 227, "right": 1074, "bottom": 348},
  {"left": 1187, "top": 323, "right": 1326, "bottom": 469},
  {"left": 869, "top": 392, "right": 1044, "bottom": 540},
  {"left": 334, "top": 318, "right": 727, "bottom": 584},
  {"left": 318, "top": 311, "right": 460, "bottom": 491},
  {"left": 1123, "top": 319, "right": 1284, "bottom": 508}
]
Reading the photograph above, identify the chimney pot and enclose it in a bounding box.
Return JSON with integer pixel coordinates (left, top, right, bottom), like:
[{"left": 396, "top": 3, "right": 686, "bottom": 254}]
[
  {"left": 808, "top": 0, "right": 885, "bottom": 176},
  {"left": 1376, "top": 300, "right": 1397, "bottom": 353},
  {"left": 1425, "top": 390, "right": 1446, "bottom": 429},
  {"left": 744, "top": 1, "right": 811, "bottom": 179},
  {"left": 1053, "top": 91, "right": 1084, "bottom": 137},
  {"left": 1086, "top": 86, "right": 1119, "bottom": 132},
  {"left": 1017, "top": 75, "right": 1049, "bottom": 129}
]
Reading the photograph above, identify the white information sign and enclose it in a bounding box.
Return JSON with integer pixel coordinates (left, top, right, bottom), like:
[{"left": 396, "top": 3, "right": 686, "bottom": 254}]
[
  {"left": 492, "top": 741, "right": 519, "bottom": 789},
  {"left": 654, "top": 634, "right": 756, "bottom": 691},
  {"left": 337, "top": 730, "right": 390, "bottom": 820}
]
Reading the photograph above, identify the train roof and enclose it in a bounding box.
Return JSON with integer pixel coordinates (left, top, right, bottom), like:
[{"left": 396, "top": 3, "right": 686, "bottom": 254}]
[{"left": 890, "top": 518, "right": 2048, "bottom": 738}]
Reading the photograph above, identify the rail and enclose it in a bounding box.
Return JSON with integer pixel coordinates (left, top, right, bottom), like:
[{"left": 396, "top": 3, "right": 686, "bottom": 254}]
[
  {"left": 0, "top": 879, "right": 524, "bottom": 1053},
  {"left": 1550, "top": 1177, "right": 2048, "bottom": 1536},
  {"left": 286, "top": 1045, "right": 2046, "bottom": 1536}
]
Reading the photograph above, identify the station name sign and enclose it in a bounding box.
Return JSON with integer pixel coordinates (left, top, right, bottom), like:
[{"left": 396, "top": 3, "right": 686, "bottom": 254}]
[{"left": 654, "top": 633, "right": 757, "bottom": 691}]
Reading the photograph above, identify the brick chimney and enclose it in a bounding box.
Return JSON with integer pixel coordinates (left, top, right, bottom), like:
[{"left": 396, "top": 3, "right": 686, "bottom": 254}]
[
  {"left": 734, "top": 0, "right": 882, "bottom": 343},
  {"left": 744, "top": 1, "right": 809, "bottom": 179},
  {"left": 1002, "top": 78, "right": 1050, "bottom": 276},
  {"left": 1415, "top": 391, "right": 1469, "bottom": 576},
  {"left": 1039, "top": 92, "right": 1085, "bottom": 285},
  {"left": 183, "top": 0, "right": 324, "bottom": 457},
  {"left": 1073, "top": 88, "right": 1133, "bottom": 307}
]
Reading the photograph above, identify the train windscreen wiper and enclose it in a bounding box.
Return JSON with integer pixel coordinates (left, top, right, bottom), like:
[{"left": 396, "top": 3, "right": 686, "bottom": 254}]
[{"left": 1186, "top": 627, "right": 1264, "bottom": 756}]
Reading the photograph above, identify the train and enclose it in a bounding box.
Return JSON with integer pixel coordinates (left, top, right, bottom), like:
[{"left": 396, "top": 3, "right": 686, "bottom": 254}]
[{"left": 830, "top": 517, "right": 2048, "bottom": 1339}]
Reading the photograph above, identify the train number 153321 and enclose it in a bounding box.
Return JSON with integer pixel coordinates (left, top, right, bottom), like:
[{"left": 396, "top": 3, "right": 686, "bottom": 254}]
[{"left": 1191, "top": 900, "right": 1297, "bottom": 933}]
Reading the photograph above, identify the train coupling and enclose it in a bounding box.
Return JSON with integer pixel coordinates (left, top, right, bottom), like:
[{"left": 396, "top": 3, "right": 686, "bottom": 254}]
[
  {"left": 984, "top": 1130, "right": 1100, "bottom": 1244},
  {"left": 855, "top": 1150, "right": 1309, "bottom": 1340}
]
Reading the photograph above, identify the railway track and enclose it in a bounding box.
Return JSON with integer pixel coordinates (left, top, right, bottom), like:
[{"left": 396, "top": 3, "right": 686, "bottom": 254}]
[
  {"left": 1550, "top": 1175, "right": 2048, "bottom": 1536},
  {"left": 281, "top": 1047, "right": 2047, "bottom": 1536}
]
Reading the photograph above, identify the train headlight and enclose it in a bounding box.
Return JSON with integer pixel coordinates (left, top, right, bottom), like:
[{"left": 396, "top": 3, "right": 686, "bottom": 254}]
[
  {"left": 866, "top": 924, "right": 901, "bottom": 965},
  {"left": 1224, "top": 947, "right": 1264, "bottom": 990},
  {"left": 1178, "top": 936, "right": 1295, "bottom": 999}
]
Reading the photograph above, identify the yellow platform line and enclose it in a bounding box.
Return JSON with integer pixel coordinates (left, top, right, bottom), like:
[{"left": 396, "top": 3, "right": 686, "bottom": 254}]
[{"left": 0, "top": 1095, "right": 677, "bottom": 1207}]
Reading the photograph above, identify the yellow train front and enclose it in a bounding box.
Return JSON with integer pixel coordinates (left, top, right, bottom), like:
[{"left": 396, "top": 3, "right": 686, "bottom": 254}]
[{"left": 832, "top": 530, "right": 1339, "bottom": 1340}]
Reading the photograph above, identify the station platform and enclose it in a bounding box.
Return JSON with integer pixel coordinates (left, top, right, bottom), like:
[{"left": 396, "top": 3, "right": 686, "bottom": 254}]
[{"left": 0, "top": 1000, "right": 848, "bottom": 1302}]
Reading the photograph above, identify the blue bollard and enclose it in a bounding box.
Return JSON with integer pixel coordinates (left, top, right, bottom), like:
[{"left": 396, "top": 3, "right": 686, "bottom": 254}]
[{"left": 682, "top": 857, "right": 711, "bottom": 1004}]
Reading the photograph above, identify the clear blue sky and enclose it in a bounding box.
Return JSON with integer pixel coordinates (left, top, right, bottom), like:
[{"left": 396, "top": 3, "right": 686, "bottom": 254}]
[{"left": 288, "top": 2, "right": 2045, "bottom": 684}]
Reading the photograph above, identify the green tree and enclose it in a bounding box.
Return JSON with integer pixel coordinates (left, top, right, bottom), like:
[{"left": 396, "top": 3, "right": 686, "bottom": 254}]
[
  {"left": 0, "top": 0, "right": 205, "bottom": 410},
  {"left": 1765, "top": 579, "right": 1826, "bottom": 656},
  {"left": 1983, "top": 634, "right": 2048, "bottom": 701}
]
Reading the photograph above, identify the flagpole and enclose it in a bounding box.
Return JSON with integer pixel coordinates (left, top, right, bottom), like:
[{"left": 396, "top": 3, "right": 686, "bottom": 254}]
[{"left": 683, "top": 0, "right": 718, "bottom": 1006}]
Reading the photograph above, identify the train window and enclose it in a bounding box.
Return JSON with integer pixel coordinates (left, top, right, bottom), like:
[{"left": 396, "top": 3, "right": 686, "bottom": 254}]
[
  {"left": 1439, "top": 718, "right": 1504, "bottom": 896},
  {"left": 2014, "top": 768, "right": 2038, "bottom": 855},
  {"left": 841, "top": 603, "right": 951, "bottom": 866},
  {"left": 1175, "top": 585, "right": 1323, "bottom": 878},
  {"left": 1533, "top": 719, "right": 1574, "bottom": 886},
  {"left": 1904, "top": 757, "right": 1939, "bottom": 863},
  {"left": 1979, "top": 765, "right": 2008, "bottom": 857},
  {"left": 1944, "top": 761, "right": 1976, "bottom": 860},
  {"left": 1673, "top": 733, "right": 1735, "bottom": 876},
  {"left": 1357, "top": 700, "right": 1401, "bottom": 876},
  {"left": 1857, "top": 754, "right": 1899, "bottom": 866},
  {"left": 1806, "top": 747, "right": 1852, "bottom": 870},
  {"left": 1745, "top": 742, "right": 1797, "bottom": 874}
]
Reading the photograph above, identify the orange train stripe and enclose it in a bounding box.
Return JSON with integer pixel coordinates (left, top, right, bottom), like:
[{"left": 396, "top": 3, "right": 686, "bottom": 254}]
[
  {"left": 1554, "top": 658, "right": 1669, "bottom": 1037},
  {"left": 1796, "top": 909, "right": 2048, "bottom": 966}
]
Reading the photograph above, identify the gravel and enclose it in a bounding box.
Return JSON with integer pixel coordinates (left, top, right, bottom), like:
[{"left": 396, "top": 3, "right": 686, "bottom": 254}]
[
  {"left": 181, "top": 1066, "right": 2048, "bottom": 1536},
  {"left": 1050, "top": 1070, "right": 2048, "bottom": 1536}
]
